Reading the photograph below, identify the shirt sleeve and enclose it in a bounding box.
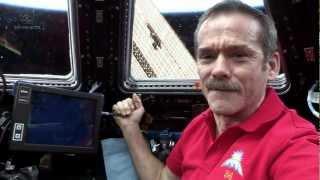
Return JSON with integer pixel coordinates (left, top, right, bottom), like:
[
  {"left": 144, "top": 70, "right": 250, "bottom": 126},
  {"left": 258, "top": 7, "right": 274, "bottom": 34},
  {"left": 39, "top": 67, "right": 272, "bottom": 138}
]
[
  {"left": 165, "top": 134, "right": 184, "bottom": 177},
  {"left": 270, "top": 133, "right": 319, "bottom": 180},
  {"left": 165, "top": 109, "right": 210, "bottom": 177}
]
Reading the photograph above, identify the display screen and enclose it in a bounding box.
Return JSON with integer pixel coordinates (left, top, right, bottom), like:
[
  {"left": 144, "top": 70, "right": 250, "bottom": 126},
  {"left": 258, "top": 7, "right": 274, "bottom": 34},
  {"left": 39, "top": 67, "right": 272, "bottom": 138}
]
[
  {"left": 0, "top": 1, "right": 70, "bottom": 75},
  {"left": 25, "top": 91, "right": 96, "bottom": 147}
]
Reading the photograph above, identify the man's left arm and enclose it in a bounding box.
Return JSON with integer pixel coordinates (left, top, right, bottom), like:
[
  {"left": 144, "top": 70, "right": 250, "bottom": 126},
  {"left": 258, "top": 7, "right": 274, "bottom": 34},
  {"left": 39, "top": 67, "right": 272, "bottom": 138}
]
[{"left": 270, "top": 133, "right": 319, "bottom": 180}]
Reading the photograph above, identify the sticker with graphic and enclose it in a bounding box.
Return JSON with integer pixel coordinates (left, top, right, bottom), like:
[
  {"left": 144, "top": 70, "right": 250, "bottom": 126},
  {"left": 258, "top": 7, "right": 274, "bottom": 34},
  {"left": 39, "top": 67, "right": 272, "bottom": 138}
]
[
  {"left": 17, "top": 86, "right": 32, "bottom": 104},
  {"left": 224, "top": 169, "right": 234, "bottom": 180},
  {"left": 221, "top": 150, "right": 244, "bottom": 176},
  {"left": 12, "top": 123, "right": 24, "bottom": 141}
]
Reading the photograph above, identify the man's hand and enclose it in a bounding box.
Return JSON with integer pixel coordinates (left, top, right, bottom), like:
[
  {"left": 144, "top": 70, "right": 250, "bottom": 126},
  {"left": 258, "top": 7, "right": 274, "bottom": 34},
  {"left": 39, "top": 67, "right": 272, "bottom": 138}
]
[
  {"left": 112, "top": 94, "right": 179, "bottom": 180},
  {"left": 112, "top": 93, "right": 145, "bottom": 130}
]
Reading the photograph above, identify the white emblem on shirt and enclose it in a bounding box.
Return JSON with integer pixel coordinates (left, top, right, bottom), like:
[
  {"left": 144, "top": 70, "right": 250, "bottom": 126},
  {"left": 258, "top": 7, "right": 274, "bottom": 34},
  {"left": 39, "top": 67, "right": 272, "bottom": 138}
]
[{"left": 221, "top": 150, "right": 244, "bottom": 176}]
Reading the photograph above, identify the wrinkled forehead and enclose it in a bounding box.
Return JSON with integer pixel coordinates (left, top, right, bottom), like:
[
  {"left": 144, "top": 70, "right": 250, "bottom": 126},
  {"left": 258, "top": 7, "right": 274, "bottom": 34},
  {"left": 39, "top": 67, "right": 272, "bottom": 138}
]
[{"left": 197, "top": 13, "right": 262, "bottom": 45}]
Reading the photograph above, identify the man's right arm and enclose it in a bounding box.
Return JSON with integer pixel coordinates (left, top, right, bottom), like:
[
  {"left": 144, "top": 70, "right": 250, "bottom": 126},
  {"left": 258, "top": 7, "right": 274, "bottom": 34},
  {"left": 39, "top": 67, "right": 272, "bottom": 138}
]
[{"left": 112, "top": 94, "right": 179, "bottom": 180}]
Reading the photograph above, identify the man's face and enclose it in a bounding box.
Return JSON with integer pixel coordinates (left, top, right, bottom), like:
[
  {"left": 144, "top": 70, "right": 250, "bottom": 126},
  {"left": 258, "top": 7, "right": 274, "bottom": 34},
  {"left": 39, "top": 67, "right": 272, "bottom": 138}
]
[{"left": 196, "top": 13, "right": 273, "bottom": 120}]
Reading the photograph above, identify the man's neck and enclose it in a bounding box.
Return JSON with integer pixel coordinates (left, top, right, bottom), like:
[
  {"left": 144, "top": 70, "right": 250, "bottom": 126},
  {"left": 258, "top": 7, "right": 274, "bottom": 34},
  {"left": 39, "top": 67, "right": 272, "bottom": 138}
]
[
  {"left": 214, "top": 115, "right": 241, "bottom": 137},
  {"left": 213, "top": 90, "right": 268, "bottom": 137}
]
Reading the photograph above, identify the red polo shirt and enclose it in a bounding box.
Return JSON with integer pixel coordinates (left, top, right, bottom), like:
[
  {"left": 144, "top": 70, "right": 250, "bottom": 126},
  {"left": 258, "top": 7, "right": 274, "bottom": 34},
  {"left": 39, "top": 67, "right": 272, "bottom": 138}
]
[{"left": 166, "top": 88, "right": 318, "bottom": 180}]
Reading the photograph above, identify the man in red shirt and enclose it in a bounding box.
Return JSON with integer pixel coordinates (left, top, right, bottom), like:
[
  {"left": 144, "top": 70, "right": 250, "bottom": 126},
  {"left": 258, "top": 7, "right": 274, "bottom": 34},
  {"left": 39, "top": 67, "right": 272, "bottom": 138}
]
[{"left": 112, "top": 1, "right": 318, "bottom": 180}]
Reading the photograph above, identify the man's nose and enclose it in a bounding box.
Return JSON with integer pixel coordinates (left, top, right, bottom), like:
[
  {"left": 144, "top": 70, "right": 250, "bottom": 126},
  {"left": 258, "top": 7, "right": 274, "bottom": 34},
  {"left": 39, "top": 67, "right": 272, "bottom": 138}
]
[{"left": 210, "top": 54, "right": 231, "bottom": 78}]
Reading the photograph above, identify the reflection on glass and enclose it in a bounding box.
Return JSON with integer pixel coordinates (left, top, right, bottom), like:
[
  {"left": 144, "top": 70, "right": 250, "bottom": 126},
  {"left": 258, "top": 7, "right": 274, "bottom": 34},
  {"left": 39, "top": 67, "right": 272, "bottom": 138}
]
[
  {"left": 28, "top": 91, "right": 96, "bottom": 146},
  {"left": 0, "top": 0, "right": 70, "bottom": 75},
  {"left": 130, "top": 0, "right": 265, "bottom": 81},
  {"left": 126, "top": 0, "right": 266, "bottom": 93},
  {"left": 0, "top": 0, "right": 67, "bottom": 11},
  {"left": 130, "top": 0, "right": 199, "bottom": 80},
  {"left": 152, "top": 0, "right": 264, "bottom": 13}
]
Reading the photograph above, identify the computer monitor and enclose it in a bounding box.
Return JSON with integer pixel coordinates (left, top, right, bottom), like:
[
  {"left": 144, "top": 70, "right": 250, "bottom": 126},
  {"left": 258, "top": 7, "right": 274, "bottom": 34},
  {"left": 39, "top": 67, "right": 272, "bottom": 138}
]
[
  {"left": 9, "top": 82, "right": 104, "bottom": 154},
  {"left": 0, "top": 0, "right": 81, "bottom": 89}
]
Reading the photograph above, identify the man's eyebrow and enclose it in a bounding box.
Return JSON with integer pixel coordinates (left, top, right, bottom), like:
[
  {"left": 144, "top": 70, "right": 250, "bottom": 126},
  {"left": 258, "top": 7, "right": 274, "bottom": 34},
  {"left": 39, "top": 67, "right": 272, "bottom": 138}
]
[
  {"left": 197, "top": 44, "right": 255, "bottom": 55},
  {"left": 197, "top": 48, "right": 213, "bottom": 54},
  {"left": 225, "top": 44, "right": 255, "bottom": 52}
]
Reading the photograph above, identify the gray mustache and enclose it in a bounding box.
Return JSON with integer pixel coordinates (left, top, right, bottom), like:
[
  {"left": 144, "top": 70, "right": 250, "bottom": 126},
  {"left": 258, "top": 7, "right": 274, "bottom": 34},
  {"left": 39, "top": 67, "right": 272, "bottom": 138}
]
[{"left": 204, "top": 79, "right": 241, "bottom": 91}]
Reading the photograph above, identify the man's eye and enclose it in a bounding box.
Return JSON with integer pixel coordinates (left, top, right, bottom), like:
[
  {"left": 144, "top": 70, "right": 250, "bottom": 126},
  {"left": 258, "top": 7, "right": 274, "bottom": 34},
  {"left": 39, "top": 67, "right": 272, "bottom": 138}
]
[
  {"left": 232, "top": 52, "right": 247, "bottom": 58},
  {"left": 198, "top": 55, "right": 216, "bottom": 64},
  {"left": 200, "top": 55, "right": 212, "bottom": 59},
  {"left": 199, "top": 54, "right": 217, "bottom": 59}
]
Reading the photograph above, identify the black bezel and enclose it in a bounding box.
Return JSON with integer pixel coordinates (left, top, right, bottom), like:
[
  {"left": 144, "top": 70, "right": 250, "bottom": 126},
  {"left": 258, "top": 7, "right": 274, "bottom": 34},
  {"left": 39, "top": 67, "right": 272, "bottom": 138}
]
[{"left": 9, "top": 82, "right": 104, "bottom": 154}]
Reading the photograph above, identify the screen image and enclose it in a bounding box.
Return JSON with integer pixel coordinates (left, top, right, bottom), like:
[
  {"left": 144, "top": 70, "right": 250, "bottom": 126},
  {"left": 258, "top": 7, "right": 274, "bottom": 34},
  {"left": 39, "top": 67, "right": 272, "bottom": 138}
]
[
  {"left": 0, "top": 1, "right": 70, "bottom": 75},
  {"left": 25, "top": 91, "right": 96, "bottom": 147}
]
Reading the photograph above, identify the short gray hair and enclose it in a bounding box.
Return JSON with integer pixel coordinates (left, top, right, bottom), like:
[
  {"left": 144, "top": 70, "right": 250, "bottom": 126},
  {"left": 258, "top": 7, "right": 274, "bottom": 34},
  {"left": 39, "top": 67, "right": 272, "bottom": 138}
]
[{"left": 194, "top": 0, "right": 278, "bottom": 60}]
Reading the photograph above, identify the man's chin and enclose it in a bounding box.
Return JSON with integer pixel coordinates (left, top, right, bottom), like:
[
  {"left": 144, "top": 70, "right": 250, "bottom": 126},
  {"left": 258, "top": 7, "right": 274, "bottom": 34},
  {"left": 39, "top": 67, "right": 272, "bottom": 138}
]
[
  {"left": 212, "top": 109, "right": 235, "bottom": 116},
  {"left": 211, "top": 89, "right": 239, "bottom": 94},
  {"left": 206, "top": 91, "right": 238, "bottom": 102},
  {"left": 209, "top": 102, "right": 237, "bottom": 115}
]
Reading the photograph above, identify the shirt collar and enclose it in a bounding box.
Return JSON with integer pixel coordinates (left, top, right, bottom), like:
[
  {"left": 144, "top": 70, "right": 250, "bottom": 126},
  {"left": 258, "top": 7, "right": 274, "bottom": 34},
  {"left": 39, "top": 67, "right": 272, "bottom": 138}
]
[
  {"left": 238, "top": 88, "right": 286, "bottom": 132},
  {"left": 203, "top": 108, "right": 216, "bottom": 139},
  {"left": 203, "top": 88, "right": 286, "bottom": 134}
]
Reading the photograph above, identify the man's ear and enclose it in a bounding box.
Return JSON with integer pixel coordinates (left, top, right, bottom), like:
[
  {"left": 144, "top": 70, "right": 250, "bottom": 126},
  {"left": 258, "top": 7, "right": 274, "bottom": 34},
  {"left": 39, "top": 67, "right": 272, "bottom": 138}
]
[{"left": 267, "top": 52, "right": 281, "bottom": 80}]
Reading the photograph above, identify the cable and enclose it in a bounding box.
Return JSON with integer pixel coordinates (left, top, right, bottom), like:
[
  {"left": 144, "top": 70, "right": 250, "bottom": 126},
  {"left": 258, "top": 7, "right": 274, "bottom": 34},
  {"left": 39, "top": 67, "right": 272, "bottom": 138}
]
[
  {"left": 0, "top": 74, "right": 6, "bottom": 94},
  {"left": 0, "top": 118, "right": 11, "bottom": 145},
  {"left": 89, "top": 81, "right": 102, "bottom": 93},
  {"left": 101, "top": 111, "right": 114, "bottom": 116},
  {"left": 0, "top": 73, "right": 7, "bottom": 102}
]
